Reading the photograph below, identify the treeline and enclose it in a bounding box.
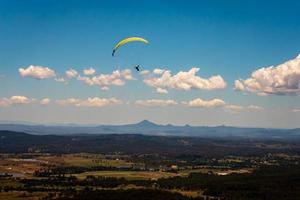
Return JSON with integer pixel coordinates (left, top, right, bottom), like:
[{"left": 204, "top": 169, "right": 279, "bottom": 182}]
[
  {"left": 1, "top": 180, "right": 203, "bottom": 200},
  {"left": 21, "top": 175, "right": 153, "bottom": 188},
  {"left": 157, "top": 166, "right": 300, "bottom": 200},
  {"left": 2, "top": 130, "right": 300, "bottom": 157}
]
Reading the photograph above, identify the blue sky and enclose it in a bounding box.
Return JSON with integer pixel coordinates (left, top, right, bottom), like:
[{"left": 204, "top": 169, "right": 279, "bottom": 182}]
[{"left": 0, "top": 0, "right": 300, "bottom": 127}]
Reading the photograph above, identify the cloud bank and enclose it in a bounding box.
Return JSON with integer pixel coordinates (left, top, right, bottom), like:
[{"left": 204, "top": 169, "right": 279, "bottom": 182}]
[
  {"left": 224, "top": 104, "right": 264, "bottom": 113},
  {"left": 134, "top": 97, "right": 263, "bottom": 113},
  {"left": 142, "top": 67, "right": 226, "bottom": 94},
  {"left": 184, "top": 98, "right": 225, "bottom": 108},
  {"left": 56, "top": 97, "right": 123, "bottom": 107},
  {"left": 77, "top": 69, "right": 134, "bottom": 90},
  {"left": 83, "top": 68, "right": 96, "bottom": 75},
  {"left": 0, "top": 95, "right": 265, "bottom": 115},
  {"left": 135, "top": 99, "right": 178, "bottom": 107},
  {"left": 182, "top": 97, "right": 263, "bottom": 113},
  {"left": 235, "top": 54, "right": 300, "bottom": 96}
]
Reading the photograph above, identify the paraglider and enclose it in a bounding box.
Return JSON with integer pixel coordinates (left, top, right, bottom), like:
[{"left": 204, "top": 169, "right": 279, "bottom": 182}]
[
  {"left": 134, "top": 65, "right": 140, "bottom": 72},
  {"left": 112, "top": 37, "right": 149, "bottom": 57},
  {"left": 112, "top": 37, "right": 149, "bottom": 72}
]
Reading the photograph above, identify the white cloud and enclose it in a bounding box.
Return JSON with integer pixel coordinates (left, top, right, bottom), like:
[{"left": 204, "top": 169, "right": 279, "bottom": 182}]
[
  {"left": 133, "top": 97, "right": 263, "bottom": 113},
  {"left": 19, "top": 65, "right": 56, "bottom": 79},
  {"left": 55, "top": 98, "right": 79, "bottom": 106},
  {"left": 40, "top": 98, "right": 50, "bottom": 105},
  {"left": 83, "top": 68, "right": 96, "bottom": 76},
  {"left": 156, "top": 88, "right": 168, "bottom": 94},
  {"left": 247, "top": 105, "right": 264, "bottom": 111},
  {"left": 0, "top": 96, "right": 34, "bottom": 106},
  {"left": 184, "top": 98, "right": 225, "bottom": 108},
  {"left": 140, "top": 70, "right": 150, "bottom": 76},
  {"left": 292, "top": 109, "right": 300, "bottom": 112},
  {"left": 153, "top": 68, "right": 165, "bottom": 74},
  {"left": 234, "top": 54, "right": 300, "bottom": 95},
  {"left": 224, "top": 104, "right": 264, "bottom": 113},
  {"left": 135, "top": 99, "right": 178, "bottom": 107},
  {"left": 234, "top": 80, "right": 245, "bottom": 91},
  {"left": 65, "top": 69, "right": 78, "bottom": 79},
  {"left": 120, "top": 69, "right": 134, "bottom": 80},
  {"left": 143, "top": 67, "right": 226, "bottom": 94},
  {"left": 181, "top": 97, "right": 263, "bottom": 113},
  {"left": 56, "top": 97, "right": 123, "bottom": 107},
  {"left": 77, "top": 69, "right": 134, "bottom": 90},
  {"left": 55, "top": 69, "right": 79, "bottom": 83},
  {"left": 55, "top": 77, "right": 67, "bottom": 83},
  {"left": 9, "top": 96, "right": 32, "bottom": 104},
  {"left": 224, "top": 104, "right": 243, "bottom": 112}
]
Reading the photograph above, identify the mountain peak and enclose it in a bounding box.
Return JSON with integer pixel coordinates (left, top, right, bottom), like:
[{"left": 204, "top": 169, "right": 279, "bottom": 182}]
[{"left": 136, "top": 120, "right": 157, "bottom": 126}]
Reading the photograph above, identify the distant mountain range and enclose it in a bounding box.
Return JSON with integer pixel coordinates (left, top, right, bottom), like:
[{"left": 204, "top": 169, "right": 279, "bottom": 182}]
[{"left": 0, "top": 120, "right": 299, "bottom": 139}]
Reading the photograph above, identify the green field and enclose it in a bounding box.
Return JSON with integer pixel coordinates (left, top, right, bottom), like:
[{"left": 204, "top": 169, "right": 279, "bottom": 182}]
[{"left": 73, "top": 170, "right": 179, "bottom": 180}]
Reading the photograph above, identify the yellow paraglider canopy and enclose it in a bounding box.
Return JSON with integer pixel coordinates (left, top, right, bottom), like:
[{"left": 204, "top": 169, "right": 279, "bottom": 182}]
[{"left": 112, "top": 37, "right": 149, "bottom": 56}]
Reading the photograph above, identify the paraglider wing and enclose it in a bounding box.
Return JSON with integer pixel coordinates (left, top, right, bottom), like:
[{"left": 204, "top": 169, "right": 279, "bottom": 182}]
[{"left": 112, "top": 37, "right": 149, "bottom": 56}]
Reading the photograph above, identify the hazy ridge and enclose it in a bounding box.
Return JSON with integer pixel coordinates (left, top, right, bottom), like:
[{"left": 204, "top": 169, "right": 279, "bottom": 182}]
[{"left": 0, "top": 120, "right": 299, "bottom": 139}]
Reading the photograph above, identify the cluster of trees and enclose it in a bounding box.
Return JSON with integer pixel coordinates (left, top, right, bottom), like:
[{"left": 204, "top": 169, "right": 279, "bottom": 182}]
[
  {"left": 21, "top": 175, "right": 153, "bottom": 189},
  {"left": 156, "top": 166, "right": 300, "bottom": 200},
  {"left": 3, "top": 131, "right": 299, "bottom": 157}
]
